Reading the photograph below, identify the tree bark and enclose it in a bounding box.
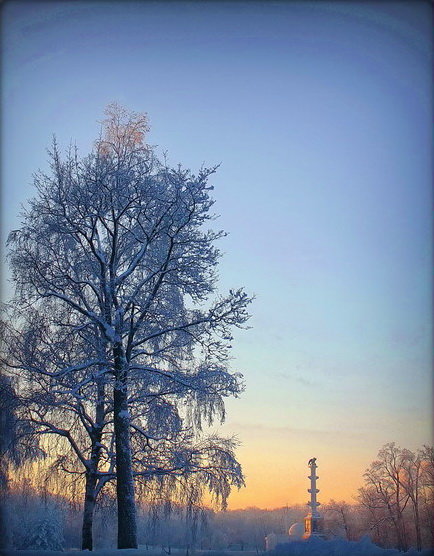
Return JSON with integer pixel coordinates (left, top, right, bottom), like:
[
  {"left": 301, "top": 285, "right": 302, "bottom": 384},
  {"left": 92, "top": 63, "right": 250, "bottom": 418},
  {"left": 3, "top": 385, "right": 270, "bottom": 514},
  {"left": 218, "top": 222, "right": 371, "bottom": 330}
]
[
  {"left": 0, "top": 471, "right": 9, "bottom": 550},
  {"left": 395, "top": 485, "right": 408, "bottom": 551},
  {"left": 414, "top": 502, "right": 422, "bottom": 551},
  {"left": 340, "top": 507, "right": 350, "bottom": 540},
  {"left": 410, "top": 464, "right": 422, "bottom": 551},
  {"left": 81, "top": 376, "right": 106, "bottom": 551},
  {"left": 82, "top": 470, "right": 98, "bottom": 550},
  {"left": 113, "top": 343, "right": 138, "bottom": 549}
]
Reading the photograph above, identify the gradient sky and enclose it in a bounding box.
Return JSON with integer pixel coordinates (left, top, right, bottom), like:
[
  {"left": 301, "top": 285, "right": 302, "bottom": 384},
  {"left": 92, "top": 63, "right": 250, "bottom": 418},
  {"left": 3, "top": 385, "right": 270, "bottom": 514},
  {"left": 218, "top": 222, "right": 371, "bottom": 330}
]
[{"left": 2, "top": 1, "right": 432, "bottom": 509}]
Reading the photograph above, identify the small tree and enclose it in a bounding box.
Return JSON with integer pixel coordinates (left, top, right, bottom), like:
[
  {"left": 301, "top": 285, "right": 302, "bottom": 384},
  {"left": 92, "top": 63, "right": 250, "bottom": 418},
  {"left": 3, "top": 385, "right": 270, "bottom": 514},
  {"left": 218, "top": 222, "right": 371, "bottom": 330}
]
[
  {"left": 0, "top": 370, "right": 41, "bottom": 549},
  {"left": 6, "top": 103, "right": 252, "bottom": 549},
  {"left": 325, "top": 500, "right": 355, "bottom": 540}
]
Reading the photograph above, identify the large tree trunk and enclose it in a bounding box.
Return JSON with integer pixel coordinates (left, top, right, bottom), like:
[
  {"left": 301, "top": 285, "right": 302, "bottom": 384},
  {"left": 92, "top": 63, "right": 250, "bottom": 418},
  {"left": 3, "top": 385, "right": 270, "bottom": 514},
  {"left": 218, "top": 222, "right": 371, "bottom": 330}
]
[
  {"left": 82, "top": 471, "right": 98, "bottom": 550},
  {"left": 395, "top": 486, "right": 408, "bottom": 552},
  {"left": 113, "top": 343, "right": 138, "bottom": 549},
  {"left": 394, "top": 509, "right": 407, "bottom": 551},
  {"left": 0, "top": 468, "right": 9, "bottom": 550},
  {"left": 81, "top": 376, "right": 106, "bottom": 551},
  {"left": 414, "top": 502, "right": 422, "bottom": 551}
]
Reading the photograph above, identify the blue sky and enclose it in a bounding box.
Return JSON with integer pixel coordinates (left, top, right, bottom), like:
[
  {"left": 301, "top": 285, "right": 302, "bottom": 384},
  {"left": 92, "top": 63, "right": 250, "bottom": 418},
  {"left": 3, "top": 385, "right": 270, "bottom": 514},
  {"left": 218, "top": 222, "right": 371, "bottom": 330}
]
[{"left": 2, "top": 1, "right": 432, "bottom": 508}]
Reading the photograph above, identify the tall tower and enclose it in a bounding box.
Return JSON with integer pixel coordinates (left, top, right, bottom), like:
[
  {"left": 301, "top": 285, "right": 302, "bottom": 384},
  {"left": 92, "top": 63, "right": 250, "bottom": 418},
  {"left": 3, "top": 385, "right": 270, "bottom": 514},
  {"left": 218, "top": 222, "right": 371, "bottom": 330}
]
[{"left": 302, "top": 457, "right": 324, "bottom": 539}]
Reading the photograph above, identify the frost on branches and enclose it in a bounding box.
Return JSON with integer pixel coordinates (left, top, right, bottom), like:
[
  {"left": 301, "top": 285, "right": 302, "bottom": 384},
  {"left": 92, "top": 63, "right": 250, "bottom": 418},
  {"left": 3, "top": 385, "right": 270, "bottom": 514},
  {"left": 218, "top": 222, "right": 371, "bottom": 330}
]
[{"left": 4, "top": 104, "right": 252, "bottom": 550}]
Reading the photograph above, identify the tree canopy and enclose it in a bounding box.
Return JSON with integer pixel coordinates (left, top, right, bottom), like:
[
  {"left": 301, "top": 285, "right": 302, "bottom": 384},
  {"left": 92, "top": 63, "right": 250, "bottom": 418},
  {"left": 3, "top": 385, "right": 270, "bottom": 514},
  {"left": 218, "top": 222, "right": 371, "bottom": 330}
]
[{"left": 5, "top": 103, "right": 252, "bottom": 549}]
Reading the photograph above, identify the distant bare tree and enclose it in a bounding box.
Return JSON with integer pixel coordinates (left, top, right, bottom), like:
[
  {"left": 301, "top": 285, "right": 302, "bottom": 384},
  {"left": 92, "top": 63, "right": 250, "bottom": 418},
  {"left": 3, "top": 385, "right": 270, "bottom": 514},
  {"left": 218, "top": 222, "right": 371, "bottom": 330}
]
[
  {"left": 419, "top": 445, "right": 434, "bottom": 548},
  {"left": 399, "top": 448, "right": 423, "bottom": 550},
  {"left": 360, "top": 443, "right": 410, "bottom": 550},
  {"left": 324, "top": 499, "right": 355, "bottom": 540},
  {"left": 358, "top": 442, "right": 434, "bottom": 551}
]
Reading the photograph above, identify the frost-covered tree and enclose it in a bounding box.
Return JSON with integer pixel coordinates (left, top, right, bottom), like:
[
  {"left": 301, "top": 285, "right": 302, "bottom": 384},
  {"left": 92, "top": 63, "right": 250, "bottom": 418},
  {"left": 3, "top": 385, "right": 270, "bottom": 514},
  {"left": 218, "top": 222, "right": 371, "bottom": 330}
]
[
  {"left": 358, "top": 443, "right": 434, "bottom": 551},
  {"left": 399, "top": 448, "right": 423, "bottom": 551},
  {"left": 419, "top": 445, "right": 434, "bottom": 548},
  {"left": 3, "top": 307, "right": 115, "bottom": 550},
  {"left": 0, "top": 368, "right": 41, "bottom": 549},
  {"left": 359, "top": 443, "right": 410, "bottom": 551},
  {"left": 4, "top": 305, "right": 245, "bottom": 550},
  {"left": 6, "top": 103, "right": 252, "bottom": 549},
  {"left": 6, "top": 479, "right": 68, "bottom": 551}
]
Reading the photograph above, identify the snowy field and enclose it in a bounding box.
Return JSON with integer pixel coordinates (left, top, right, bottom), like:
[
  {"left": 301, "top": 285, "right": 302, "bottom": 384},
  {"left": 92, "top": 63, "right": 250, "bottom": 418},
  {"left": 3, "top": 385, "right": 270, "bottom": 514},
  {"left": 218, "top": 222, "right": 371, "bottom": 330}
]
[
  {"left": 269, "top": 537, "right": 433, "bottom": 555},
  {"left": 1, "top": 539, "right": 433, "bottom": 556}
]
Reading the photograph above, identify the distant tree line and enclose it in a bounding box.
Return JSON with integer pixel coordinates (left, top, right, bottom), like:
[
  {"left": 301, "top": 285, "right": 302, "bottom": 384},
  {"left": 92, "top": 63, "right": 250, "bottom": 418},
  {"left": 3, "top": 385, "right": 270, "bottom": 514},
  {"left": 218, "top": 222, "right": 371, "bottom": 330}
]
[{"left": 1, "top": 441, "right": 432, "bottom": 552}]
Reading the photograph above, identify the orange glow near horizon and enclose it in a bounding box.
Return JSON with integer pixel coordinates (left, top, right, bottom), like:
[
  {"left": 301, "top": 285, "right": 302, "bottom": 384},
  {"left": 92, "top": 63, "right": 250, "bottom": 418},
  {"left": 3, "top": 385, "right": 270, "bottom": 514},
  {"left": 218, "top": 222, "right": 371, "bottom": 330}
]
[
  {"left": 225, "top": 463, "right": 363, "bottom": 510},
  {"left": 224, "top": 449, "right": 365, "bottom": 510},
  {"left": 217, "top": 407, "right": 434, "bottom": 511}
]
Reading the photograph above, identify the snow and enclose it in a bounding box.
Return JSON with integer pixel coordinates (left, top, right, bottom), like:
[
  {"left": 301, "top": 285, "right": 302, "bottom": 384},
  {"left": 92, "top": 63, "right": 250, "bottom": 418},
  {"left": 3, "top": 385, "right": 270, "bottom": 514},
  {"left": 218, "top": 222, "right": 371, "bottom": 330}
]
[
  {"left": 270, "top": 537, "right": 433, "bottom": 555},
  {"left": 1, "top": 540, "right": 433, "bottom": 556}
]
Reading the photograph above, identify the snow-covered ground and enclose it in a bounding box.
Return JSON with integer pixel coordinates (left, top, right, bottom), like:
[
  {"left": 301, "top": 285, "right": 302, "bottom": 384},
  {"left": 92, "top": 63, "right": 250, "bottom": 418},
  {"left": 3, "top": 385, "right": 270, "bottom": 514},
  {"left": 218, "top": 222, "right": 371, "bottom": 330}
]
[
  {"left": 1, "top": 539, "right": 433, "bottom": 556},
  {"left": 270, "top": 536, "right": 432, "bottom": 555}
]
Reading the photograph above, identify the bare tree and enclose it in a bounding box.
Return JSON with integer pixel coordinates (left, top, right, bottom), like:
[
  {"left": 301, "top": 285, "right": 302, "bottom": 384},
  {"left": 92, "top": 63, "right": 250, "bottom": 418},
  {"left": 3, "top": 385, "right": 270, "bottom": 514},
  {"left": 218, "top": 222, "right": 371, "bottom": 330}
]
[
  {"left": 419, "top": 445, "right": 434, "bottom": 548},
  {"left": 358, "top": 442, "right": 434, "bottom": 551},
  {"left": 399, "top": 449, "right": 423, "bottom": 551},
  {"left": 359, "top": 443, "right": 410, "bottom": 550},
  {"left": 6, "top": 103, "right": 252, "bottom": 549},
  {"left": 325, "top": 499, "right": 355, "bottom": 540}
]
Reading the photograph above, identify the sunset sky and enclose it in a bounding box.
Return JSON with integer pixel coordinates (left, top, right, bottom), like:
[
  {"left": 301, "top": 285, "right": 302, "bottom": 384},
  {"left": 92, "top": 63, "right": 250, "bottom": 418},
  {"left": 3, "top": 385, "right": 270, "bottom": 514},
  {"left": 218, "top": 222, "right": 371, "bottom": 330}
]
[{"left": 2, "top": 1, "right": 432, "bottom": 509}]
